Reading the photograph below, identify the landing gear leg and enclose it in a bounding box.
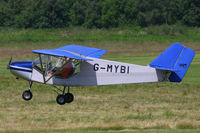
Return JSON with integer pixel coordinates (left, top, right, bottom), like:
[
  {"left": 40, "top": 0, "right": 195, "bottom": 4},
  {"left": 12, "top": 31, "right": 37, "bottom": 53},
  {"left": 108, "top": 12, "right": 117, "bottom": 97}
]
[
  {"left": 56, "top": 86, "right": 74, "bottom": 105},
  {"left": 22, "top": 81, "right": 33, "bottom": 101}
]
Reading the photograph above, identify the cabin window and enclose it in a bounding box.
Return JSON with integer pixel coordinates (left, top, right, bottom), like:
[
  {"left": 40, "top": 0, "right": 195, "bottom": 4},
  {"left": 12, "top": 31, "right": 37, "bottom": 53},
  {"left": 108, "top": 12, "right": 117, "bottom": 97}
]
[{"left": 33, "top": 55, "right": 80, "bottom": 78}]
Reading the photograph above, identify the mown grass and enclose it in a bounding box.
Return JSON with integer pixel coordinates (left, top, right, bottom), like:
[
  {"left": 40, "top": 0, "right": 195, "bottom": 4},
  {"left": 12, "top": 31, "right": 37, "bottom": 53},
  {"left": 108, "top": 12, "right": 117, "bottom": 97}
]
[
  {"left": 3, "top": 129, "right": 200, "bottom": 133},
  {"left": 0, "top": 27, "right": 200, "bottom": 133}
]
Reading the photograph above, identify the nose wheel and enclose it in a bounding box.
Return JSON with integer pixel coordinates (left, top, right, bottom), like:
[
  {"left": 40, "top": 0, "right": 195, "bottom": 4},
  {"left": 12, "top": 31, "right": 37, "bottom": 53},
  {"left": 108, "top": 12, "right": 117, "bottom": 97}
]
[
  {"left": 56, "top": 87, "right": 74, "bottom": 105},
  {"left": 22, "top": 81, "right": 33, "bottom": 101},
  {"left": 22, "top": 90, "right": 32, "bottom": 101}
]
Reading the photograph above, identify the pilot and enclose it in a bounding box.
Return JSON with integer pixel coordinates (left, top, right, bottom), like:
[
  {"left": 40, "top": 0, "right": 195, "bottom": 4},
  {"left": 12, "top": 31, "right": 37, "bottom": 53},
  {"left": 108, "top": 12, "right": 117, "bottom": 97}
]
[
  {"left": 48, "top": 57, "right": 67, "bottom": 76},
  {"left": 48, "top": 57, "right": 75, "bottom": 78}
]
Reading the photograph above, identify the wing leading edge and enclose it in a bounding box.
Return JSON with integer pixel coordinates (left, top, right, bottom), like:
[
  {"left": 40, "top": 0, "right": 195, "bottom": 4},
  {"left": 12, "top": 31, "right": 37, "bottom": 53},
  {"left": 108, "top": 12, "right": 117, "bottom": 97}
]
[{"left": 32, "top": 49, "right": 92, "bottom": 61}]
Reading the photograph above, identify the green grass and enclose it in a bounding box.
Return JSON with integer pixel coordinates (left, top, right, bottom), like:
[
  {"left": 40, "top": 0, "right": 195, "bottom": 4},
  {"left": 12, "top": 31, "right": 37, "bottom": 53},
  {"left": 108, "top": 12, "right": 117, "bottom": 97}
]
[
  {"left": 0, "top": 26, "right": 200, "bottom": 49},
  {"left": 3, "top": 129, "right": 200, "bottom": 133},
  {"left": 0, "top": 27, "right": 200, "bottom": 133}
]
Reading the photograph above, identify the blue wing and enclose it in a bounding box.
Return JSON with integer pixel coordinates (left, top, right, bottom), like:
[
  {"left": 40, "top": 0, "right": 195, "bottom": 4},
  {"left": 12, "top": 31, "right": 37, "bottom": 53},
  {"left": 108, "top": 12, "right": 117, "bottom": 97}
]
[
  {"left": 56, "top": 45, "right": 107, "bottom": 58},
  {"left": 32, "top": 45, "right": 107, "bottom": 61}
]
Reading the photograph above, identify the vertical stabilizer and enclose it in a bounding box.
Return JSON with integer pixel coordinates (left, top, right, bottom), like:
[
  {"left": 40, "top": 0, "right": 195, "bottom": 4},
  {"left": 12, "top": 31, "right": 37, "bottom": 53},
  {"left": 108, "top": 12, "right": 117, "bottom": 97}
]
[{"left": 149, "top": 43, "right": 195, "bottom": 82}]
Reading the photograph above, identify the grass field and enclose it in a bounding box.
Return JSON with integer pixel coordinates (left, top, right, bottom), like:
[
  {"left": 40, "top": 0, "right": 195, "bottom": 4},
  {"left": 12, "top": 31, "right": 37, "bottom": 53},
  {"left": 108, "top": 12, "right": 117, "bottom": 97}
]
[{"left": 0, "top": 27, "right": 200, "bottom": 133}]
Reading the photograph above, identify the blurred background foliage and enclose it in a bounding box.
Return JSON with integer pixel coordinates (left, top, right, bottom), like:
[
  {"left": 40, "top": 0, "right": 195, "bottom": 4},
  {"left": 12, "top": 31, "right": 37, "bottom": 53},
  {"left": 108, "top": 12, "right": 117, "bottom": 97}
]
[{"left": 0, "top": 0, "right": 199, "bottom": 28}]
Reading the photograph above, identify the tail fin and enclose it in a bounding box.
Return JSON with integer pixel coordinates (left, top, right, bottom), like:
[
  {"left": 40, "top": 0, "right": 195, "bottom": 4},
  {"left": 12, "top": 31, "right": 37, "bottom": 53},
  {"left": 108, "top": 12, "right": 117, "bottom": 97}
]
[{"left": 149, "top": 43, "right": 195, "bottom": 82}]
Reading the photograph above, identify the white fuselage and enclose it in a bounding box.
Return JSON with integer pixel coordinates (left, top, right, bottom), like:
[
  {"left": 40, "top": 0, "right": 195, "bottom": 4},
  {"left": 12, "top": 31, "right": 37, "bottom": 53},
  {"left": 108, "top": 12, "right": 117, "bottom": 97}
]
[
  {"left": 9, "top": 61, "right": 33, "bottom": 81},
  {"left": 31, "top": 57, "right": 169, "bottom": 86}
]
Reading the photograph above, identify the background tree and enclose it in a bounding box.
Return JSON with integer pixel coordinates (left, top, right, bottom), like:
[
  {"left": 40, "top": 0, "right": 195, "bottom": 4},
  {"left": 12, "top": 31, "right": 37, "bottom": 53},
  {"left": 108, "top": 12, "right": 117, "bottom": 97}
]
[
  {"left": 182, "top": 0, "right": 200, "bottom": 26},
  {"left": 0, "top": 0, "right": 199, "bottom": 28}
]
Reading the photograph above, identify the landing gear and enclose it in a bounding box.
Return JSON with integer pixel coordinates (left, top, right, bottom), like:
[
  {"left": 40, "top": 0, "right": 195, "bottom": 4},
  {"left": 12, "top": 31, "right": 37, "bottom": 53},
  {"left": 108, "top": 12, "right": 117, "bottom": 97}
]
[
  {"left": 22, "top": 82, "right": 33, "bottom": 101},
  {"left": 56, "top": 94, "right": 65, "bottom": 105},
  {"left": 56, "top": 86, "right": 74, "bottom": 105},
  {"left": 21, "top": 82, "right": 74, "bottom": 105},
  {"left": 22, "top": 90, "right": 32, "bottom": 101},
  {"left": 65, "top": 93, "right": 74, "bottom": 103}
]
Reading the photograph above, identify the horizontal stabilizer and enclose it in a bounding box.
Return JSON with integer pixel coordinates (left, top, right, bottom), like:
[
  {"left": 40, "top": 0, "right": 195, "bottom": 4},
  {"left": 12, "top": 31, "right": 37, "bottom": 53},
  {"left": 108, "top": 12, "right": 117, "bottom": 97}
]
[{"left": 149, "top": 43, "right": 195, "bottom": 82}]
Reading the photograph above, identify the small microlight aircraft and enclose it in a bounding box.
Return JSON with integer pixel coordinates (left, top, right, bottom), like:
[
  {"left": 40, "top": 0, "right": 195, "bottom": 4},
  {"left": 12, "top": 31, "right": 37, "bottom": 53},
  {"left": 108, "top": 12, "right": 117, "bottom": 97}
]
[{"left": 7, "top": 43, "right": 195, "bottom": 105}]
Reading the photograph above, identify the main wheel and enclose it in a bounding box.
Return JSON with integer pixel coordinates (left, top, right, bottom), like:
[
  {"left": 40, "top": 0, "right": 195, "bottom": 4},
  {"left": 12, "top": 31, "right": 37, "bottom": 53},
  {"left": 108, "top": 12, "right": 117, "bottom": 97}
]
[
  {"left": 56, "top": 94, "right": 65, "bottom": 105},
  {"left": 22, "top": 90, "right": 32, "bottom": 101},
  {"left": 65, "top": 93, "right": 74, "bottom": 103}
]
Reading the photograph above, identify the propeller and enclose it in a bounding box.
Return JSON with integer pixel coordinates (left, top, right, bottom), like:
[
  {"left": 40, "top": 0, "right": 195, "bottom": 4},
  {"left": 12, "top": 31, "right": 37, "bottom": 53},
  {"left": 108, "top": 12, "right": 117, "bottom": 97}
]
[{"left": 7, "top": 57, "right": 12, "bottom": 69}]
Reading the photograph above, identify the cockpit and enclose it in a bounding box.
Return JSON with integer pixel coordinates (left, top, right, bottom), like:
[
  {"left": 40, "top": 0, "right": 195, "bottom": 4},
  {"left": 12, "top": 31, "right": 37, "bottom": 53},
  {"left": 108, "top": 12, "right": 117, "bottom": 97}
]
[{"left": 33, "top": 55, "right": 80, "bottom": 78}]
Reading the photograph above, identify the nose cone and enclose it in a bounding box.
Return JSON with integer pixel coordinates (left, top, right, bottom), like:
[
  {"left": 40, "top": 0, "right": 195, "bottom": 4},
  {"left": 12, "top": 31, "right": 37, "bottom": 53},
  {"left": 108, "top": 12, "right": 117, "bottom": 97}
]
[{"left": 9, "top": 61, "right": 33, "bottom": 80}]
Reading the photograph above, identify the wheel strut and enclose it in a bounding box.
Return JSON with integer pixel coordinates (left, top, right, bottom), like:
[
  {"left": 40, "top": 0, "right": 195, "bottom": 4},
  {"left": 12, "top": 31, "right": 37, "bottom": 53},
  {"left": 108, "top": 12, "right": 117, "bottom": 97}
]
[
  {"left": 28, "top": 81, "right": 33, "bottom": 90},
  {"left": 63, "top": 86, "right": 66, "bottom": 94},
  {"left": 68, "top": 86, "right": 70, "bottom": 93}
]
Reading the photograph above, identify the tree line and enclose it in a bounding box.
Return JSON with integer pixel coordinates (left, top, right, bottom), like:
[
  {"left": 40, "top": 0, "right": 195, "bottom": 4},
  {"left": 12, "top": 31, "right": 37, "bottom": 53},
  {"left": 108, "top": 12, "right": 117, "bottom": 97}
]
[{"left": 0, "top": 0, "right": 199, "bottom": 28}]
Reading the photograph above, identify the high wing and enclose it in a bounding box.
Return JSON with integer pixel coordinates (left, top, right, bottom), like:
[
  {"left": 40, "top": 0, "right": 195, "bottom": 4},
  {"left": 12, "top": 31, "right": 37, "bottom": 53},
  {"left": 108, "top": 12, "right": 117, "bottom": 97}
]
[
  {"left": 56, "top": 45, "right": 107, "bottom": 59},
  {"left": 32, "top": 45, "right": 107, "bottom": 60},
  {"left": 32, "top": 49, "right": 92, "bottom": 61}
]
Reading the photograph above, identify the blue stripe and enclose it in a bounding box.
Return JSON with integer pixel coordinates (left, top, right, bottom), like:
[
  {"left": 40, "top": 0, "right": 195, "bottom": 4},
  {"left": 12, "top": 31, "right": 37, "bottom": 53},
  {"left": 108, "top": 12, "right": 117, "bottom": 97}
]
[
  {"left": 10, "top": 61, "right": 33, "bottom": 69},
  {"left": 10, "top": 67, "right": 32, "bottom": 72}
]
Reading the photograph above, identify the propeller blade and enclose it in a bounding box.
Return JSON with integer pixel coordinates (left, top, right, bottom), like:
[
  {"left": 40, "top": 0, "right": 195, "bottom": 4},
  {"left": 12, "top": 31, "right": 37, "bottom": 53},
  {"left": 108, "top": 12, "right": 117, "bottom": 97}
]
[{"left": 7, "top": 57, "right": 12, "bottom": 69}]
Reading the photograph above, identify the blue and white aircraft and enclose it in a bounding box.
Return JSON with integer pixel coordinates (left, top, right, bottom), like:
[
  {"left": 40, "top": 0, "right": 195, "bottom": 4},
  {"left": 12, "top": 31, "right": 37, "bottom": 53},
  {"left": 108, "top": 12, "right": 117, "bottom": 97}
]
[{"left": 7, "top": 43, "right": 195, "bottom": 105}]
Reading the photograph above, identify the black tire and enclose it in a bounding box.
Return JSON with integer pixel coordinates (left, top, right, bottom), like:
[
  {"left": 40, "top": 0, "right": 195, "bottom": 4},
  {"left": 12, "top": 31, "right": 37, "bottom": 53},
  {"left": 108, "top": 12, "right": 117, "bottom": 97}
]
[
  {"left": 22, "top": 90, "right": 32, "bottom": 101},
  {"left": 56, "top": 94, "right": 65, "bottom": 105},
  {"left": 65, "top": 93, "right": 74, "bottom": 103}
]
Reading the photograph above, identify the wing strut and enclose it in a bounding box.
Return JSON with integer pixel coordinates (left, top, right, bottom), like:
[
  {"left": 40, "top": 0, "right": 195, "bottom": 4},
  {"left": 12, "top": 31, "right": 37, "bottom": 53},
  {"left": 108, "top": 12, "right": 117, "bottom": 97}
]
[{"left": 39, "top": 54, "right": 46, "bottom": 83}]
